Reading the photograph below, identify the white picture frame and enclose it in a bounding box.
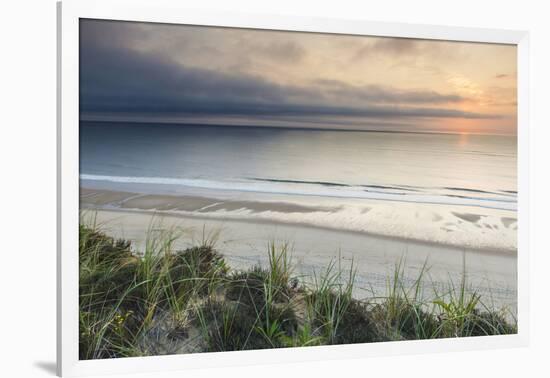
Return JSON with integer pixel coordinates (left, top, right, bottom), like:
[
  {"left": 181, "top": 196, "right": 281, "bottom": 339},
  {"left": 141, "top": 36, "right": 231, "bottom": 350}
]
[{"left": 57, "top": 0, "right": 530, "bottom": 376}]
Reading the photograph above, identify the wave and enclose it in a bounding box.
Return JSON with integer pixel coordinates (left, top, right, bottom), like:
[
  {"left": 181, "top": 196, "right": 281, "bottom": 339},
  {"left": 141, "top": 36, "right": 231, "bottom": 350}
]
[
  {"left": 251, "top": 178, "right": 512, "bottom": 197},
  {"left": 80, "top": 173, "right": 516, "bottom": 211},
  {"left": 443, "top": 186, "right": 494, "bottom": 194},
  {"left": 247, "top": 177, "right": 350, "bottom": 187}
]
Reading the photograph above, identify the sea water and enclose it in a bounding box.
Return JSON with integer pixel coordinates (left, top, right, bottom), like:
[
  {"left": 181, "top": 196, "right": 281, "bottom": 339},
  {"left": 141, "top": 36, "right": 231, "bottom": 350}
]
[{"left": 80, "top": 121, "right": 517, "bottom": 251}]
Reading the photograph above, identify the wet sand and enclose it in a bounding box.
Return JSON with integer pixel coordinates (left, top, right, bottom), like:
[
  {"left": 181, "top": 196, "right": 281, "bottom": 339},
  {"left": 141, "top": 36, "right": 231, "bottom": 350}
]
[
  {"left": 80, "top": 188, "right": 339, "bottom": 213},
  {"left": 80, "top": 187, "right": 517, "bottom": 254}
]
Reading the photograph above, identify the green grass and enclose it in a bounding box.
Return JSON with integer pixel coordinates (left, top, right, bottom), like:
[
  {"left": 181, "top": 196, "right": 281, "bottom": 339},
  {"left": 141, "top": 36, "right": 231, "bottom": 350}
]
[{"left": 79, "top": 221, "right": 517, "bottom": 359}]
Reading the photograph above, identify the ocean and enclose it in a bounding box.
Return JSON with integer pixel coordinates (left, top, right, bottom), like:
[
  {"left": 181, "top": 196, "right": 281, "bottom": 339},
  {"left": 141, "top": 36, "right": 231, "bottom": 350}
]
[{"left": 80, "top": 121, "right": 517, "bottom": 252}]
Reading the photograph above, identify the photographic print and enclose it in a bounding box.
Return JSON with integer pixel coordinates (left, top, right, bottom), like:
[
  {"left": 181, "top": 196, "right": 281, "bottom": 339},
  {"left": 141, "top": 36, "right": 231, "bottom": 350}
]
[{"left": 78, "top": 19, "right": 517, "bottom": 359}]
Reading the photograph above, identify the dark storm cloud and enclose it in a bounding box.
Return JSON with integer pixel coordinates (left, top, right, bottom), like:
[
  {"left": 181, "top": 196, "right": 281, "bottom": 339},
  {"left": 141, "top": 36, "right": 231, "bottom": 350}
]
[
  {"left": 80, "top": 43, "right": 305, "bottom": 113},
  {"left": 80, "top": 25, "right": 496, "bottom": 122}
]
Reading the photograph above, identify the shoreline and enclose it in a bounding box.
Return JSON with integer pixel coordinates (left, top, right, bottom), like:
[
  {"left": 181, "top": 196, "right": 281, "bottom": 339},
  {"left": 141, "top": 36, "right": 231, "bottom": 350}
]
[{"left": 80, "top": 186, "right": 517, "bottom": 255}]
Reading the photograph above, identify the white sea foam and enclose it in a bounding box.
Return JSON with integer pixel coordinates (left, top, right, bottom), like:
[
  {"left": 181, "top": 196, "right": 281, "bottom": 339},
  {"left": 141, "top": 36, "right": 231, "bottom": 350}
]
[
  {"left": 80, "top": 173, "right": 516, "bottom": 211},
  {"left": 148, "top": 203, "right": 516, "bottom": 252},
  {"left": 80, "top": 175, "right": 517, "bottom": 251}
]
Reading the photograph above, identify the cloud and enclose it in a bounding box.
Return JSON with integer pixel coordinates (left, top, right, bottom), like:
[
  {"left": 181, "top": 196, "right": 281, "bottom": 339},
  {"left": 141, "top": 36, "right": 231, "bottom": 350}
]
[
  {"left": 80, "top": 20, "right": 499, "bottom": 126},
  {"left": 353, "top": 38, "right": 420, "bottom": 61},
  {"left": 372, "top": 38, "right": 419, "bottom": 55},
  {"left": 80, "top": 18, "right": 148, "bottom": 50},
  {"left": 256, "top": 40, "right": 306, "bottom": 62},
  {"left": 495, "top": 73, "right": 510, "bottom": 79},
  {"left": 315, "top": 79, "right": 467, "bottom": 105},
  {"left": 80, "top": 44, "right": 302, "bottom": 112}
]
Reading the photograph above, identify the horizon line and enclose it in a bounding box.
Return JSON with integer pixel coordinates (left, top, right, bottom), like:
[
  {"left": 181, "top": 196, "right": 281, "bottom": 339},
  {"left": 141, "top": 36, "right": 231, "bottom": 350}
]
[{"left": 79, "top": 118, "right": 517, "bottom": 137}]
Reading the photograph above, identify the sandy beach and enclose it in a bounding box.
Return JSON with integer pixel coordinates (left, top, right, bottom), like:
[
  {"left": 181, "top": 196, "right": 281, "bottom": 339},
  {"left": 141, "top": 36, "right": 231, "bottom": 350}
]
[{"left": 81, "top": 187, "right": 517, "bottom": 311}]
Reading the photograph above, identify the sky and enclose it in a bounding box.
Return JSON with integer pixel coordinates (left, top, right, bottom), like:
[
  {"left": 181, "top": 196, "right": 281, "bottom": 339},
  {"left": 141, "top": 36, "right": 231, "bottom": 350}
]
[{"left": 80, "top": 19, "right": 517, "bottom": 135}]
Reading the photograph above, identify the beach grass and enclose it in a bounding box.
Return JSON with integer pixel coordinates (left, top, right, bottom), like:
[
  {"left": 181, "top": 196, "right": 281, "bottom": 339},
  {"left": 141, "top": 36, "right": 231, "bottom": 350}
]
[{"left": 78, "top": 220, "right": 517, "bottom": 360}]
